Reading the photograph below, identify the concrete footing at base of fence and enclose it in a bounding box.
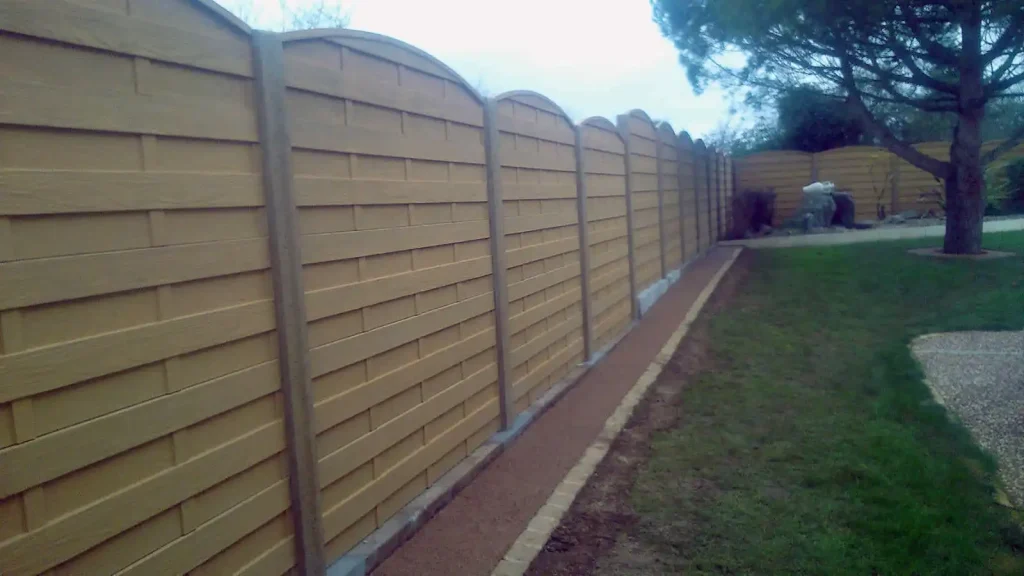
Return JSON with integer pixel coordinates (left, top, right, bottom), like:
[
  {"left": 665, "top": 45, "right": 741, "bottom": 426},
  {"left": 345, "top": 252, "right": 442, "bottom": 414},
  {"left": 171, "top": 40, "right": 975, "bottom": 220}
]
[
  {"left": 325, "top": 254, "right": 715, "bottom": 576},
  {"left": 326, "top": 317, "right": 639, "bottom": 576},
  {"left": 636, "top": 265, "right": 684, "bottom": 317},
  {"left": 636, "top": 252, "right": 706, "bottom": 318}
]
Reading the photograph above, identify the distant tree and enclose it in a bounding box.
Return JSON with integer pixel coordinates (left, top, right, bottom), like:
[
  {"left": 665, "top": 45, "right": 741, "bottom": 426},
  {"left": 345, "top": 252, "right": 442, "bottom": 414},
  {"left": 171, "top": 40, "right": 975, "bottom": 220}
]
[
  {"left": 776, "top": 86, "right": 866, "bottom": 152},
  {"left": 279, "top": 0, "right": 348, "bottom": 30},
  {"left": 704, "top": 119, "right": 780, "bottom": 155},
  {"left": 708, "top": 86, "right": 862, "bottom": 155},
  {"left": 879, "top": 96, "right": 1024, "bottom": 142},
  {"left": 652, "top": 0, "right": 1024, "bottom": 254},
  {"left": 227, "top": 0, "right": 349, "bottom": 31}
]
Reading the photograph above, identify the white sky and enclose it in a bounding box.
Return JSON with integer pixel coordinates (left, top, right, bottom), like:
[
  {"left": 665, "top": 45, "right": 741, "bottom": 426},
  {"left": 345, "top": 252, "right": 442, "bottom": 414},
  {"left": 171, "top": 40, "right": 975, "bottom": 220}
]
[{"left": 220, "top": 0, "right": 735, "bottom": 138}]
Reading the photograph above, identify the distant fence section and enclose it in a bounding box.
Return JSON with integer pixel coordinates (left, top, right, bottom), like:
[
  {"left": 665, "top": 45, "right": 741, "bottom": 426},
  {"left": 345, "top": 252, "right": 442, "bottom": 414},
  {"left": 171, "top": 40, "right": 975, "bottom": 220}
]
[
  {"left": 736, "top": 141, "right": 1024, "bottom": 224},
  {"left": 0, "top": 2, "right": 732, "bottom": 575}
]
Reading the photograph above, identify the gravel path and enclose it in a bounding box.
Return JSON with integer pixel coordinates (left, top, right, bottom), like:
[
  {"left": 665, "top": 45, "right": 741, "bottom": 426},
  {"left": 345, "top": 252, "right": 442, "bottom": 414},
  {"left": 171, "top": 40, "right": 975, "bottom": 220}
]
[{"left": 912, "top": 331, "right": 1024, "bottom": 507}]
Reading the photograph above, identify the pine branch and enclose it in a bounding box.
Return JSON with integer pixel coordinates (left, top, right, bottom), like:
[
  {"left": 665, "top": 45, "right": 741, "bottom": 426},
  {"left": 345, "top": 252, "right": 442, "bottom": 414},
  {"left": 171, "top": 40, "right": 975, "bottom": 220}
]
[
  {"left": 841, "top": 59, "right": 951, "bottom": 178},
  {"left": 982, "top": 123, "right": 1024, "bottom": 165}
]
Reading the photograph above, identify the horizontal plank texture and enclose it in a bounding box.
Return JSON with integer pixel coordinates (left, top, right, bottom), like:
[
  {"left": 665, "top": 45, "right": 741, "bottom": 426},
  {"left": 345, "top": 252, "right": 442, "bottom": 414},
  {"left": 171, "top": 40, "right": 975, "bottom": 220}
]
[
  {"left": 693, "top": 143, "right": 712, "bottom": 251},
  {"left": 0, "top": 3, "right": 294, "bottom": 575},
  {"left": 496, "top": 93, "right": 585, "bottom": 413},
  {"left": 623, "top": 112, "right": 663, "bottom": 293},
  {"left": 0, "top": 6, "right": 728, "bottom": 575},
  {"left": 734, "top": 150, "right": 813, "bottom": 224},
  {"left": 678, "top": 137, "right": 699, "bottom": 259},
  {"left": 280, "top": 33, "right": 502, "bottom": 565},
  {"left": 734, "top": 141, "right": 1024, "bottom": 223},
  {"left": 580, "top": 121, "right": 631, "bottom": 351},
  {"left": 658, "top": 127, "right": 683, "bottom": 268}
]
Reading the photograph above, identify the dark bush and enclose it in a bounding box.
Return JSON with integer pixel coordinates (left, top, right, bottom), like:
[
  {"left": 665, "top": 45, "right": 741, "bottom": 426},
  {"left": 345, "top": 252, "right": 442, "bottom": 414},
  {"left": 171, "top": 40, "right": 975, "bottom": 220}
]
[{"left": 1002, "top": 157, "right": 1024, "bottom": 214}]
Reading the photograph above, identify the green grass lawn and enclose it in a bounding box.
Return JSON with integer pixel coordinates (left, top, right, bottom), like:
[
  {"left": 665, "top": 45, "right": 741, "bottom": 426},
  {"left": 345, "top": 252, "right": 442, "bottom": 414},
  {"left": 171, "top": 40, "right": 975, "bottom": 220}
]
[{"left": 625, "top": 232, "right": 1024, "bottom": 575}]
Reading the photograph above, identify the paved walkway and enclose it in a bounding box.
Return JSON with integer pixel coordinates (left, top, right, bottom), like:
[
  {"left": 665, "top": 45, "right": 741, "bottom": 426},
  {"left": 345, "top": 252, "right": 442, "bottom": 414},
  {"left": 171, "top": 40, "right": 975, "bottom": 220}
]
[
  {"left": 723, "top": 217, "right": 1024, "bottom": 249},
  {"left": 371, "top": 246, "right": 739, "bottom": 576}
]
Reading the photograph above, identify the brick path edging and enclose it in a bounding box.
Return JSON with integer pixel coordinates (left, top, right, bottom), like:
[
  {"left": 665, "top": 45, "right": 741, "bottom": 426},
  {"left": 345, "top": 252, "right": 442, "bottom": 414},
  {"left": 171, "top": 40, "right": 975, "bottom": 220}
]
[
  {"left": 491, "top": 247, "right": 743, "bottom": 576},
  {"left": 326, "top": 251, "right": 730, "bottom": 576}
]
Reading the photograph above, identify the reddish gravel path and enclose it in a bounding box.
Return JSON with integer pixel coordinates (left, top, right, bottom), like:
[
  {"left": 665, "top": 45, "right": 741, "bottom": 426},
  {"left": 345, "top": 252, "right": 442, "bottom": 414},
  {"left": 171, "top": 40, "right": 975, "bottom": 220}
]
[{"left": 372, "top": 247, "right": 736, "bottom": 576}]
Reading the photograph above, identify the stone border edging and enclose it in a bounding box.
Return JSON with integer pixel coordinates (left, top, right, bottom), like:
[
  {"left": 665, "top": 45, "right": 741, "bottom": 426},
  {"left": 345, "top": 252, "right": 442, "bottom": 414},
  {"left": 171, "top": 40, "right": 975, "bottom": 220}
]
[{"left": 489, "top": 247, "right": 744, "bottom": 576}]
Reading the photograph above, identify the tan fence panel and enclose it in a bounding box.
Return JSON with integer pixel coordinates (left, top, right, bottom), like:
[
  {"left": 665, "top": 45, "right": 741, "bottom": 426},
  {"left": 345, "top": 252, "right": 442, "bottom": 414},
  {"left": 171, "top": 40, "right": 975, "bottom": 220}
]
[
  {"left": 495, "top": 92, "right": 585, "bottom": 413},
  {"left": 678, "top": 133, "right": 699, "bottom": 260},
  {"left": 725, "top": 155, "right": 734, "bottom": 235},
  {"left": 580, "top": 118, "right": 631, "bottom": 351},
  {"left": 735, "top": 150, "right": 813, "bottom": 223},
  {"left": 623, "top": 111, "right": 662, "bottom": 291},
  {"left": 816, "top": 146, "right": 894, "bottom": 221},
  {"left": 280, "top": 31, "right": 501, "bottom": 563},
  {"left": 0, "top": 3, "right": 303, "bottom": 576},
  {"left": 658, "top": 124, "right": 683, "bottom": 268},
  {"left": 704, "top": 145, "right": 717, "bottom": 243},
  {"left": 713, "top": 150, "right": 725, "bottom": 240},
  {"left": 693, "top": 140, "right": 710, "bottom": 250},
  {"left": 896, "top": 142, "right": 947, "bottom": 215}
]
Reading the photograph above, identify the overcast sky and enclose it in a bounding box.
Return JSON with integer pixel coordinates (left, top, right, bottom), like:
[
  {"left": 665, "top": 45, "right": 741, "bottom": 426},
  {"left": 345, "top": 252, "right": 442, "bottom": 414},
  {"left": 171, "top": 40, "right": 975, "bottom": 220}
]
[{"left": 219, "top": 0, "right": 735, "bottom": 138}]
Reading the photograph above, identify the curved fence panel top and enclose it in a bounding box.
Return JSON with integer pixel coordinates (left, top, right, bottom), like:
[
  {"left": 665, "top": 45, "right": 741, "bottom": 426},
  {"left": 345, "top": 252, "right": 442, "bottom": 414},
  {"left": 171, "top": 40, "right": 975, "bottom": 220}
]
[
  {"left": 815, "top": 146, "right": 896, "bottom": 220},
  {"left": 279, "top": 28, "right": 499, "bottom": 562},
  {"left": 283, "top": 29, "right": 481, "bottom": 99},
  {"left": 655, "top": 122, "right": 683, "bottom": 266},
  {"left": 192, "top": 0, "right": 253, "bottom": 33},
  {"left": 0, "top": 1, "right": 280, "bottom": 575},
  {"left": 733, "top": 140, "right": 1024, "bottom": 222},
  {"left": 0, "top": 4, "right": 737, "bottom": 574},
  {"left": 618, "top": 110, "right": 661, "bottom": 291},
  {"left": 494, "top": 90, "right": 585, "bottom": 412},
  {"left": 676, "top": 131, "right": 699, "bottom": 259},
  {"left": 707, "top": 147, "right": 721, "bottom": 240},
  {"left": 692, "top": 140, "right": 712, "bottom": 248},
  {"left": 578, "top": 117, "right": 631, "bottom": 350},
  {"left": 580, "top": 117, "right": 626, "bottom": 178}
]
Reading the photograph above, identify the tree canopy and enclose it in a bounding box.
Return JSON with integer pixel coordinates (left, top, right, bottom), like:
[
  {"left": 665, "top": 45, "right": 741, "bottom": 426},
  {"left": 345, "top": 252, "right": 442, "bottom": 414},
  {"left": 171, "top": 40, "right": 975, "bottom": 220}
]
[
  {"left": 653, "top": 0, "right": 1024, "bottom": 172},
  {"left": 654, "top": 0, "right": 1024, "bottom": 253},
  {"left": 227, "top": 0, "right": 349, "bottom": 31},
  {"left": 706, "top": 86, "right": 863, "bottom": 154}
]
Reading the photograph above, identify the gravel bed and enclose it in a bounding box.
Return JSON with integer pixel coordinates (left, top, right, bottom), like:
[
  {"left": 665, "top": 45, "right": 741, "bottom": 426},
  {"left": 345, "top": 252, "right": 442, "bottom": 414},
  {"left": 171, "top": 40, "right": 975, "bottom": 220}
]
[{"left": 912, "top": 331, "right": 1024, "bottom": 508}]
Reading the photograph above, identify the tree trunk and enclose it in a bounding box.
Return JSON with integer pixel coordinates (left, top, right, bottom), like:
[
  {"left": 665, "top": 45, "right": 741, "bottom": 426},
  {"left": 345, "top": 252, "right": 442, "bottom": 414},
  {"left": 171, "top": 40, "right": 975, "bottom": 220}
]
[
  {"left": 942, "top": 119, "right": 985, "bottom": 254},
  {"left": 944, "top": 4, "right": 986, "bottom": 255}
]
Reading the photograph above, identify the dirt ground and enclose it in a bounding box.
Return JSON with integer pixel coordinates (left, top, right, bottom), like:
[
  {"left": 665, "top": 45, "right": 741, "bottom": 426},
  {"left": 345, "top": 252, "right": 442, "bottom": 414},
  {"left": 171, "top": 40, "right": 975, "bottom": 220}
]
[{"left": 524, "top": 252, "right": 752, "bottom": 576}]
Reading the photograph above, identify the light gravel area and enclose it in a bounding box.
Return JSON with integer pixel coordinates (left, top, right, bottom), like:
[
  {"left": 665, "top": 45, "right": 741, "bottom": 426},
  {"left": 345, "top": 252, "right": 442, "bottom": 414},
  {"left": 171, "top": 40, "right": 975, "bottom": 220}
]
[{"left": 912, "top": 331, "right": 1024, "bottom": 508}]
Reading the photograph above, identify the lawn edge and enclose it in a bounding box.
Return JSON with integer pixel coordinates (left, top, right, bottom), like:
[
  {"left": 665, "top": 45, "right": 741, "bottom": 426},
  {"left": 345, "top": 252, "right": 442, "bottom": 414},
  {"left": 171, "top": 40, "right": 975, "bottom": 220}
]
[{"left": 490, "top": 247, "right": 744, "bottom": 576}]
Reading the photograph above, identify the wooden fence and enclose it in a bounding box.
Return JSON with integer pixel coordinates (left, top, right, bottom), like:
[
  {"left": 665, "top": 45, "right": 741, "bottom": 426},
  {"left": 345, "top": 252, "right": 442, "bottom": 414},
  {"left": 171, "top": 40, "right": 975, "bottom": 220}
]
[
  {"left": 0, "top": 2, "right": 733, "bottom": 575},
  {"left": 736, "top": 141, "right": 1024, "bottom": 224}
]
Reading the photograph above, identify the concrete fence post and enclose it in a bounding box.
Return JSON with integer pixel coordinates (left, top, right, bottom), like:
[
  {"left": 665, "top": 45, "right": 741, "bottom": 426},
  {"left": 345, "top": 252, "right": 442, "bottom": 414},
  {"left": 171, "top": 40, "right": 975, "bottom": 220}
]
[
  {"left": 482, "top": 98, "right": 514, "bottom": 430},
  {"left": 705, "top": 146, "right": 715, "bottom": 245},
  {"left": 251, "top": 31, "right": 326, "bottom": 576},
  {"left": 692, "top": 142, "right": 704, "bottom": 253},
  {"left": 615, "top": 115, "right": 640, "bottom": 320},
  {"left": 715, "top": 152, "right": 723, "bottom": 241},
  {"left": 573, "top": 126, "right": 595, "bottom": 361},
  {"left": 655, "top": 138, "right": 668, "bottom": 279},
  {"left": 727, "top": 155, "right": 735, "bottom": 235}
]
